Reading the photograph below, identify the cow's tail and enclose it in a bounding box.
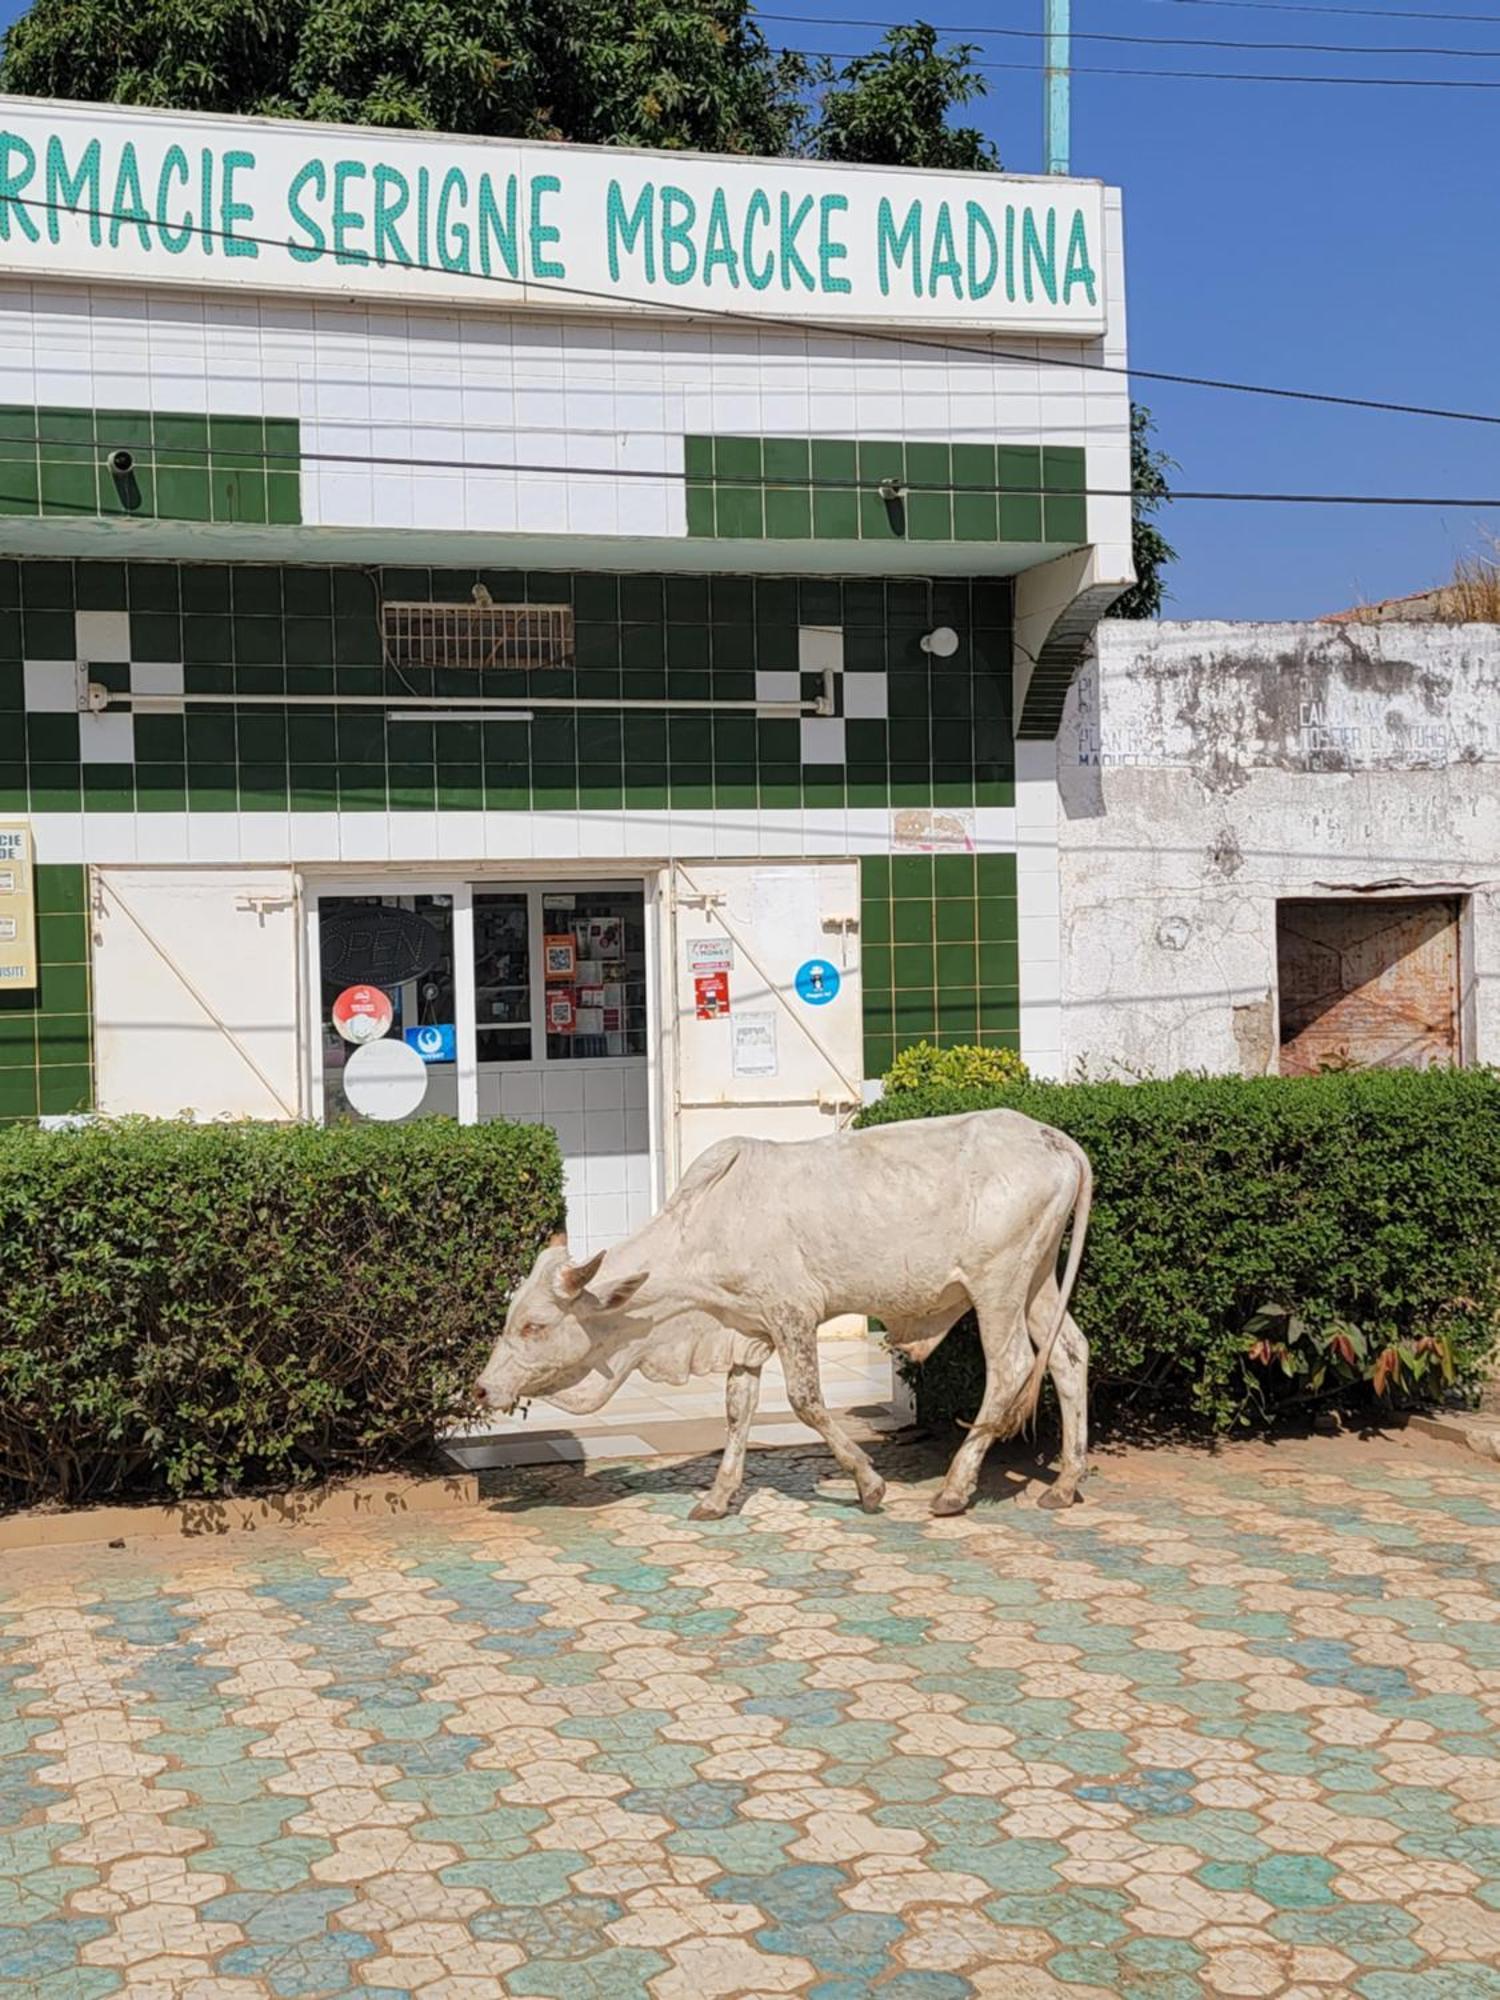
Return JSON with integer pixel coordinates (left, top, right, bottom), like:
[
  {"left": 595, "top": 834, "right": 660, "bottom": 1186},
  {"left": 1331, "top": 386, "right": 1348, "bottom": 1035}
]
[{"left": 981, "top": 1134, "right": 1092, "bottom": 1440}]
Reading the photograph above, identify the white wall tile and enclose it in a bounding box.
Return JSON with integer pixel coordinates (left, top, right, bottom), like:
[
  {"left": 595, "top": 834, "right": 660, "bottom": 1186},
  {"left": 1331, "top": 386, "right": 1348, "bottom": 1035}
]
[
  {"left": 23, "top": 661, "right": 78, "bottom": 714},
  {"left": 77, "top": 712, "right": 135, "bottom": 763},
  {"left": 755, "top": 669, "right": 801, "bottom": 705},
  {"left": 798, "top": 626, "right": 844, "bottom": 674}
]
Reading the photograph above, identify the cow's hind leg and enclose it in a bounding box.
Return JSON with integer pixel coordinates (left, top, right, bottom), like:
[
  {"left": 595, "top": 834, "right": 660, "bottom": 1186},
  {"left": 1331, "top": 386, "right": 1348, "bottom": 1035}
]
[
  {"left": 1032, "top": 1278, "right": 1088, "bottom": 1511},
  {"left": 931, "top": 1281, "right": 1033, "bottom": 1517},
  {"left": 778, "top": 1328, "right": 886, "bottom": 1513},
  {"left": 689, "top": 1363, "right": 762, "bottom": 1521}
]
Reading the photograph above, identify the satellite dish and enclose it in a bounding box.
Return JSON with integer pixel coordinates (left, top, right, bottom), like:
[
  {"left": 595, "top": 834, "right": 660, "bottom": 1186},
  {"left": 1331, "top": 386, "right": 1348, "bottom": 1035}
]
[{"left": 343, "top": 1037, "right": 429, "bottom": 1121}]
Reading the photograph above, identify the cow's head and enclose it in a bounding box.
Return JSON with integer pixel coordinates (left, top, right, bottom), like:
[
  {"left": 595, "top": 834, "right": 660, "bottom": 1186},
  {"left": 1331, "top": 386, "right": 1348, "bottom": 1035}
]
[{"left": 474, "top": 1234, "right": 649, "bottom": 1415}]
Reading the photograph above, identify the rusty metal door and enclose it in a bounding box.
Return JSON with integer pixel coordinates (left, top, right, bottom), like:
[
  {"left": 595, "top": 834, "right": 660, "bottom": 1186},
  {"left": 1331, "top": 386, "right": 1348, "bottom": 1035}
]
[{"left": 1276, "top": 897, "right": 1459, "bottom": 1076}]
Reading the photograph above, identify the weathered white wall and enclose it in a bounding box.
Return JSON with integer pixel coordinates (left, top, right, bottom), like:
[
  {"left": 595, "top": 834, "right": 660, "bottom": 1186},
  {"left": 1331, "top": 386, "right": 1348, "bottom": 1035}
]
[{"left": 1057, "top": 620, "right": 1500, "bottom": 1077}]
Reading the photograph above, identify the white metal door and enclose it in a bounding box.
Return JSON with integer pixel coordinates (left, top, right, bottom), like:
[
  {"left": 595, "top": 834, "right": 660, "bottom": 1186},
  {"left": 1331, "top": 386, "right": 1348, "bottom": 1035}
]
[{"left": 669, "top": 860, "right": 863, "bottom": 1181}]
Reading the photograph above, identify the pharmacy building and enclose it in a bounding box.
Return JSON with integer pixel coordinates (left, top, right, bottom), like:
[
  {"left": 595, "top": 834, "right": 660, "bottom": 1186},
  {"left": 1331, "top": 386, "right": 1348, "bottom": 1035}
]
[{"left": 0, "top": 93, "right": 1132, "bottom": 1252}]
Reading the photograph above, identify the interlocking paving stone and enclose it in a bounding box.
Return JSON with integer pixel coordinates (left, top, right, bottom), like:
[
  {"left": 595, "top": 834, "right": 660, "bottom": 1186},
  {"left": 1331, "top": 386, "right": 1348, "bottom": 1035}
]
[{"left": 2, "top": 1432, "right": 1498, "bottom": 1996}]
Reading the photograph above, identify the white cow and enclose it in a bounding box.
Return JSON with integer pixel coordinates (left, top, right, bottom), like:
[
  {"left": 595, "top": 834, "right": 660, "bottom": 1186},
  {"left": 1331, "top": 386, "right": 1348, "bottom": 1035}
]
[{"left": 475, "top": 1108, "right": 1092, "bottom": 1519}]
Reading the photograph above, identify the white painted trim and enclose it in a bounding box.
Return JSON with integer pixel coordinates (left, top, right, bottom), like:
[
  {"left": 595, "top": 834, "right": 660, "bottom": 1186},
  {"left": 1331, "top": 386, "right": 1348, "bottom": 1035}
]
[
  {"left": 1014, "top": 738, "right": 1064, "bottom": 1080},
  {"left": 28, "top": 805, "right": 1021, "bottom": 869},
  {"left": 452, "top": 882, "right": 478, "bottom": 1125}
]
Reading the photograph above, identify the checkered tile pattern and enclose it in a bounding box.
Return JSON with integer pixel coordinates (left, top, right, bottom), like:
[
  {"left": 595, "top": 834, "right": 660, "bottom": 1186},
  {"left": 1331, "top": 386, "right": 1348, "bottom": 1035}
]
[{"left": 4, "top": 1434, "right": 1500, "bottom": 1995}]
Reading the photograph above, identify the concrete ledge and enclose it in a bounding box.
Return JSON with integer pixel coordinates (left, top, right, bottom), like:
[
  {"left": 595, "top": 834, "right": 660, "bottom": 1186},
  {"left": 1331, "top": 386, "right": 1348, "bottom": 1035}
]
[
  {"left": 1405, "top": 1410, "right": 1500, "bottom": 1463},
  {"left": 0, "top": 1470, "right": 480, "bottom": 1553}
]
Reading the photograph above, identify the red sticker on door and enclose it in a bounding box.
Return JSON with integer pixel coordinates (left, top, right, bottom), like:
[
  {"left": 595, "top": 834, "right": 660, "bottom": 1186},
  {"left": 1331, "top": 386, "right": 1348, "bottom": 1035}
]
[
  {"left": 694, "top": 969, "right": 730, "bottom": 1020},
  {"left": 332, "top": 983, "right": 393, "bottom": 1045}
]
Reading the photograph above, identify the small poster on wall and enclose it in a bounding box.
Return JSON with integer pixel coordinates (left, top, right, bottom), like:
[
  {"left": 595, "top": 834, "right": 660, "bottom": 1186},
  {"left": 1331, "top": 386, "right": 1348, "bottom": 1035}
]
[
  {"left": 694, "top": 969, "right": 730, "bottom": 1019},
  {"left": 687, "top": 937, "right": 734, "bottom": 975},
  {"left": 732, "top": 1013, "right": 778, "bottom": 1077},
  {"left": 544, "top": 934, "right": 576, "bottom": 980}
]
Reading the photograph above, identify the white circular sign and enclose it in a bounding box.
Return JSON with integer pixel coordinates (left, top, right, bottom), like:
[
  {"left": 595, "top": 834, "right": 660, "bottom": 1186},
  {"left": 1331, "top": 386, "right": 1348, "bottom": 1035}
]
[{"left": 342, "top": 1037, "right": 430, "bottom": 1121}]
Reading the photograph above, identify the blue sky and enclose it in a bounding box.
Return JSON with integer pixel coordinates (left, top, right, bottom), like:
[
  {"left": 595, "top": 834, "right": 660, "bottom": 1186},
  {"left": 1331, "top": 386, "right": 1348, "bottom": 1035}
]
[
  {"left": 1, "top": 0, "right": 1495, "bottom": 619},
  {"left": 787, "top": 0, "right": 1500, "bottom": 620},
  {"left": 788, "top": 0, "right": 1500, "bottom": 620}
]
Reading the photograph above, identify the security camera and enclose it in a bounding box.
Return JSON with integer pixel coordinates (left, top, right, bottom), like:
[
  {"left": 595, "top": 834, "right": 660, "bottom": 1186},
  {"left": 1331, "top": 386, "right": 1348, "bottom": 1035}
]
[{"left": 106, "top": 448, "right": 142, "bottom": 512}]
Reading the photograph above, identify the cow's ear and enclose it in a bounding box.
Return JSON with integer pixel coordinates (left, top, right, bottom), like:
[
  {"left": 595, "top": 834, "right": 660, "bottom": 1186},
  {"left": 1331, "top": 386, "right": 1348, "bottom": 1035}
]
[
  {"left": 553, "top": 1249, "right": 606, "bottom": 1301},
  {"left": 589, "top": 1271, "right": 648, "bottom": 1312}
]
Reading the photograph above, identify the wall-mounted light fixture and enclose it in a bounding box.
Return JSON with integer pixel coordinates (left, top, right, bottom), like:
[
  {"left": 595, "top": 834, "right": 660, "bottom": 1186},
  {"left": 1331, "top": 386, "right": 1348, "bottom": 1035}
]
[
  {"left": 920, "top": 626, "right": 960, "bottom": 658},
  {"left": 106, "top": 448, "right": 142, "bottom": 512}
]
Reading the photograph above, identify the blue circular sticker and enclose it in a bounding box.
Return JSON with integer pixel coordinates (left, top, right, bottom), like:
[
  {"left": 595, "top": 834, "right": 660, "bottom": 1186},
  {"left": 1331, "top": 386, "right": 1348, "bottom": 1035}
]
[{"left": 794, "top": 958, "right": 841, "bottom": 1006}]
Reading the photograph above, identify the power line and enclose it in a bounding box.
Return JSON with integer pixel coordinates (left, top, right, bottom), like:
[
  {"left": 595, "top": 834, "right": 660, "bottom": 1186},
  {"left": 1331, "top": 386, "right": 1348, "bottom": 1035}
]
[
  {"left": 773, "top": 41, "right": 1500, "bottom": 87},
  {"left": 10, "top": 189, "right": 1500, "bottom": 436},
  {"left": 1163, "top": 1, "right": 1500, "bottom": 23},
  {"left": 15, "top": 423, "right": 1500, "bottom": 509},
  {"left": 761, "top": 9, "right": 1500, "bottom": 59}
]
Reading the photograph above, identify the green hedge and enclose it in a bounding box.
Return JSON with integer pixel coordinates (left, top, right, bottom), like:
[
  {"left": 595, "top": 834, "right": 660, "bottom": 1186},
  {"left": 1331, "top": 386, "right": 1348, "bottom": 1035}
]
[
  {"left": 857, "top": 1069, "right": 1500, "bottom": 1431},
  {"left": 0, "top": 1117, "right": 564, "bottom": 1508}
]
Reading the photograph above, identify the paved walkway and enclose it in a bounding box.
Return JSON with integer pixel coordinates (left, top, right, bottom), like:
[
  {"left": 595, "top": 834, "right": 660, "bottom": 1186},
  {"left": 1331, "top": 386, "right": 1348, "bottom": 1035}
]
[{"left": 2, "top": 1431, "right": 1499, "bottom": 1999}]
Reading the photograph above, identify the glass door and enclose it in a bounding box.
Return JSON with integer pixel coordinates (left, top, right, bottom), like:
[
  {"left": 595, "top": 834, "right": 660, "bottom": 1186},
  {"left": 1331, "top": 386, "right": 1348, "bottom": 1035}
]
[
  {"left": 474, "top": 884, "right": 653, "bottom": 1254},
  {"left": 316, "top": 890, "right": 459, "bottom": 1124}
]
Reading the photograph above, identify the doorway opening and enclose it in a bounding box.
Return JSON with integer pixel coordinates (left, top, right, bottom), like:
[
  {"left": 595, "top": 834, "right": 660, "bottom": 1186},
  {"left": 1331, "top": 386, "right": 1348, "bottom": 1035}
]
[
  {"left": 1275, "top": 896, "right": 1462, "bottom": 1076},
  {"left": 309, "top": 877, "right": 654, "bottom": 1253}
]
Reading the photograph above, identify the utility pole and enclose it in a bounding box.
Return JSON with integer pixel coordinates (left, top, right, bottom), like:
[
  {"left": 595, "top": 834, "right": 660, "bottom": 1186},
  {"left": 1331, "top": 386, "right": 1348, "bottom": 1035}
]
[{"left": 1044, "top": 0, "right": 1070, "bottom": 175}]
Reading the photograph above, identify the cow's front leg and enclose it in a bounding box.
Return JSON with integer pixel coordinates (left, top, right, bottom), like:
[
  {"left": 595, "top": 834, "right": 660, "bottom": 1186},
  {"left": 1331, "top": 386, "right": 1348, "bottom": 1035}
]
[
  {"left": 689, "top": 1362, "right": 762, "bottom": 1520},
  {"left": 778, "top": 1328, "right": 886, "bottom": 1513},
  {"left": 932, "top": 1283, "right": 1031, "bottom": 1516}
]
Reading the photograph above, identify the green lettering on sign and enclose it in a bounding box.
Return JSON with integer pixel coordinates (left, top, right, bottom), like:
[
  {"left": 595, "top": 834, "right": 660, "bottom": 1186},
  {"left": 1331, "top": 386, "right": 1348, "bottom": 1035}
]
[
  {"left": 0, "top": 134, "right": 41, "bottom": 244},
  {"left": 606, "top": 180, "right": 654, "bottom": 285},
  {"left": 372, "top": 163, "right": 411, "bottom": 268},
  {"left": 332, "top": 159, "right": 367, "bottom": 266},
  {"left": 743, "top": 189, "right": 773, "bottom": 292},
  {"left": 156, "top": 145, "right": 192, "bottom": 253},
  {"left": 703, "top": 188, "right": 739, "bottom": 289},
  {"left": 1021, "top": 207, "right": 1056, "bottom": 305},
  {"left": 877, "top": 197, "right": 921, "bottom": 298},
  {"left": 529, "top": 173, "right": 564, "bottom": 280},
  {"left": 966, "top": 201, "right": 997, "bottom": 301},
  {"left": 818, "top": 193, "right": 849, "bottom": 295},
  {"left": 778, "top": 191, "right": 815, "bottom": 292},
  {"left": 110, "top": 142, "right": 152, "bottom": 252},
  {"left": 45, "top": 135, "right": 101, "bottom": 248},
  {"left": 1063, "top": 208, "right": 1097, "bottom": 305},
  {"left": 220, "top": 149, "right": 257, "bottom": 258},
  {"left": 437, "top": 166, "right": 469, "bottom": 273},
  {"left": 660, "top": 185, "right": 697, "bottom": 286},
  {"left": 928, "top": 201, "right": 962, "bottom": 299},
  {"left": 287, "top": 159, "right": 326, "bottom": 263},
  {"left": 477, "top": 174, "right": 518, "bottom": 280}
]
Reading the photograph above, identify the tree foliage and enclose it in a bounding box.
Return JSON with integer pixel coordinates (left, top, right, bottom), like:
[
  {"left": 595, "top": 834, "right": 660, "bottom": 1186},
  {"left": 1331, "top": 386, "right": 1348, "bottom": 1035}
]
[
  {"left": 812, "top": 24, "right": 999, "bottom": 171},
  {"left": 1115, "top": 403, "right": 1178, "bottom": 619},
  {"left": 0, "top": 1, "right": 1007, "bottom": 168},
  {"left": 0, "top": 0, "right": 813, "bottom": 154}
]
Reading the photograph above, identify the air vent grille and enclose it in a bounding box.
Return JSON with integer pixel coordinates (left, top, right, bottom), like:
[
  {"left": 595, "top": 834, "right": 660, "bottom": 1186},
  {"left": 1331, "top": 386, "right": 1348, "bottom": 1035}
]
[{"left": 381, "top": 599, "right": 574, "bottom": 671}]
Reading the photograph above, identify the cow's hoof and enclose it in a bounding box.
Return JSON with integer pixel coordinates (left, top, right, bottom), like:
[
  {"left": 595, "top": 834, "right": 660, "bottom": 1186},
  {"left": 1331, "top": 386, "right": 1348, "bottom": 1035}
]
[
  {"left": 858, "top": 1478, "right": 887, "bottom": 1514},
  {"left": 930, "top": 1489, "right": 970, "bottom": 1517},
  {"left": 689, "top": 1497, "right": 729, "bottom": 1521},
  {"left": 1037, "top": 1484, "right": 1081, "bottom": 1511}
]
